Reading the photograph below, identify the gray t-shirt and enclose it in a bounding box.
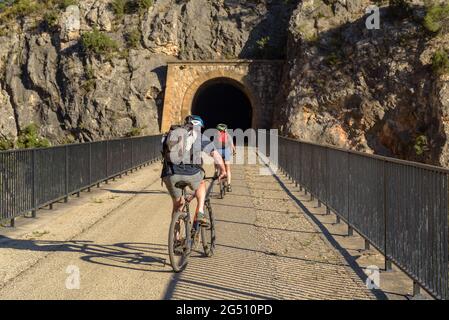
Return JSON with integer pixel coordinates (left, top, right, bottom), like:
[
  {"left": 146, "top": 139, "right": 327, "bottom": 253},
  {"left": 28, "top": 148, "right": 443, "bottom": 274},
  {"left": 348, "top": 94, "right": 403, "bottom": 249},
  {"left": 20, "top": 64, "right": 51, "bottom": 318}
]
[{"left": 161, "top": 134, "right": 215, "bottom": 177}]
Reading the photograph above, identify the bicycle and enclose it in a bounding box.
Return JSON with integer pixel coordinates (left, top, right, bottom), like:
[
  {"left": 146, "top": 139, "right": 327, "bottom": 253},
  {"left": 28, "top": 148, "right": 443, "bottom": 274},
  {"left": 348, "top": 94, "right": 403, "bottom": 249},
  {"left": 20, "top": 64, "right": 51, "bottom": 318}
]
[
  {"left": 215, "top": 166, "right": 227, "bottom": 199},
  {"left": 168, "top": 175, "right": 218, "bottom": 272}
]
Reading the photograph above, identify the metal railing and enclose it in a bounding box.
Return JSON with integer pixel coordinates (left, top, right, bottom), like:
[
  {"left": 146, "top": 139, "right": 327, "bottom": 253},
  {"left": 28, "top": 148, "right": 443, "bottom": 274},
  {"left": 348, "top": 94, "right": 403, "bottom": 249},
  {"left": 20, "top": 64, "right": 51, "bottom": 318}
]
[
  {"left": 262, "top": 133, "right": 449, "bottom": 300},
  {"left": 0, "top": 135, "right": 162, "bottom": 225}
]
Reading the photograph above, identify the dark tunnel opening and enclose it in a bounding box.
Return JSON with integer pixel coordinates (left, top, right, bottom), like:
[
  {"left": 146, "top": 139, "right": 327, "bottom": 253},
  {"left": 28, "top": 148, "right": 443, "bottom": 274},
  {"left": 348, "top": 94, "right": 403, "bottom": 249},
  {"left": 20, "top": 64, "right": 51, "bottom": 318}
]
[{"left": 191, "top": 79, "right": 253, "bottom": 131}]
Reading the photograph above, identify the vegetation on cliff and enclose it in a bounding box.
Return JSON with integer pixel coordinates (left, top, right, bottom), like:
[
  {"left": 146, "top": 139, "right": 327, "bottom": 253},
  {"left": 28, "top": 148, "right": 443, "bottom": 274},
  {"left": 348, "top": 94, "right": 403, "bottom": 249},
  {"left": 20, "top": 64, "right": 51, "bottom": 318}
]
[
  {"left": 423, "top": 2, "right": 449, "bottom": 34},
  {"left": 0, "top": 124, "right": 50, "bottom": 150}
]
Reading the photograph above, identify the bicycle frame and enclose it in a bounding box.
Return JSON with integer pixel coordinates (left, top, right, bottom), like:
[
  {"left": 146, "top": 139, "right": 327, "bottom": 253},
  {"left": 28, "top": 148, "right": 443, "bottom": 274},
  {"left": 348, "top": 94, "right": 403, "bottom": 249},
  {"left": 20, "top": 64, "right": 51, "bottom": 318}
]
[{"left": 181, "top": 176, "right": 217, "bottom": 247}]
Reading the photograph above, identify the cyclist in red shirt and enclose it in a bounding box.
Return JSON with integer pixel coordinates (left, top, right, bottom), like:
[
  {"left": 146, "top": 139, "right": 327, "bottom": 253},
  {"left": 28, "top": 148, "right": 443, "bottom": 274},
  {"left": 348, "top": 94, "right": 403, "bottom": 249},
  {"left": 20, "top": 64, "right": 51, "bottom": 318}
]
[{"left": 214, "top": 123, "right": 236, "bottom": 192}]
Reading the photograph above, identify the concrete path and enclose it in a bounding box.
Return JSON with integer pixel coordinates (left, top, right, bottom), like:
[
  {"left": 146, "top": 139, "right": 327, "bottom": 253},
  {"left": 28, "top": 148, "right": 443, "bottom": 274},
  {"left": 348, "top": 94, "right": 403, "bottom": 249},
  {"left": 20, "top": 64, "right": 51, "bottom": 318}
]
[{"left": 0, "top": 153, "right": 374, "bottom": 300}]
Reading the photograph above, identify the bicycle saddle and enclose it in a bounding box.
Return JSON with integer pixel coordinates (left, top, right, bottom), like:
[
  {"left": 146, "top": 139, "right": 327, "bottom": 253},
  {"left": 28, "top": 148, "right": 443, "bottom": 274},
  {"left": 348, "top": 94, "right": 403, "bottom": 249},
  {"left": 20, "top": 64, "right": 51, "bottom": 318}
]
[{"left": 174, "top": 181, "right": 189, "bottom": 189}]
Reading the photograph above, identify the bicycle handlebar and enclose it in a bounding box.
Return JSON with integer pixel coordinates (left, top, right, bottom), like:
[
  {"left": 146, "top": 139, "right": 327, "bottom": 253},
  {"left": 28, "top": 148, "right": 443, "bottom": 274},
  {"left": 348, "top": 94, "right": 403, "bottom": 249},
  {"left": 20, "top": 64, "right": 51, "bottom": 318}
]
[{"left": 204, "top": 175, "right": 219, "bottom": 181}]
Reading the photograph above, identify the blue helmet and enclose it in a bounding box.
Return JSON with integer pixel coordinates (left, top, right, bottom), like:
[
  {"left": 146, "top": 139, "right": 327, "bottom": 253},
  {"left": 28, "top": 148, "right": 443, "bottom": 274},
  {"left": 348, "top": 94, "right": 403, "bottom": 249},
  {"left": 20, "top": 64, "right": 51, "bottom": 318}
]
[{"left": 185, "top": 115, "right": 205, "bottom": 128}]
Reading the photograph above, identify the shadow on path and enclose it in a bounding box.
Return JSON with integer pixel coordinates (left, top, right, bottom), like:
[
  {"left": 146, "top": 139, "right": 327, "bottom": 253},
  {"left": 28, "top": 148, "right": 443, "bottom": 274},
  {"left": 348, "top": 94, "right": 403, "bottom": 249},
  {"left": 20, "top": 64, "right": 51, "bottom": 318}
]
[
  {"left": 0, "top": 237, "right": 170, "bottom": 273},
  {"left": 266, "top": 167, "right": 388, "bottom": 300},
  {"left": 103, "top": 189, "right": 169, "bottom": 195}
]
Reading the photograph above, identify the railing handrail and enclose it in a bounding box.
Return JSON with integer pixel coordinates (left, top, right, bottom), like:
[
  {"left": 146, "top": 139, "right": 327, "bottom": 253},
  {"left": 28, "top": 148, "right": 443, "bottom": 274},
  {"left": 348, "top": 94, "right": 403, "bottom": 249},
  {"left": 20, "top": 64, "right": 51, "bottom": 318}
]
[
  {"left": 263, "top": 132, "right": 449, "bottom": 300},
  {"left": 277, "top": 134, "right": 449, "bottom": 174},
  {"left": 0, "top": 134, "right": 158, "bottom": 154},
  {"left": 1, "top": 134, "right": 163, "bottom": 225}
]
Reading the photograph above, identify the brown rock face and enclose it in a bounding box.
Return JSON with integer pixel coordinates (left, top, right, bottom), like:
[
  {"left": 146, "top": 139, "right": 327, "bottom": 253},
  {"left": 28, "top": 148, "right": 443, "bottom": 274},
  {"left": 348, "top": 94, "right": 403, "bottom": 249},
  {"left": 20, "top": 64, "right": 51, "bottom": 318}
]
[
  {"left": 275, "top": 0, "right": 449, "bottom": 166},
  {"left": 0, "top": 0, "right": 296, "bottom": 145}
]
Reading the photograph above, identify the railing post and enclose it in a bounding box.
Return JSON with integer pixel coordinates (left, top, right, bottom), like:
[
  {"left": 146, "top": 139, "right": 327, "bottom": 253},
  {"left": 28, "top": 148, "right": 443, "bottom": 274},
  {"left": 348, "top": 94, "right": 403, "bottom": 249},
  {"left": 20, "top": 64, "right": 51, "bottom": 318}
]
[
  {"left": 64, "top": 145, "right": 68, "bottom": 203},
  {"left": 131, "top": 138, "right": 134, "bottom": 168},
  {"left": 348, "top": 225, "right": 354, "bottom": 236},
  {"left": 383, "top": 159, "right": 391, "bottom": 272},
  {"left": 326, "top": 207, "right": 330, "bottom": 215},
  {"left": 413, "top": 281, "right": 421, "bottom": 297},
  {"left": 336, "top": 215, "right": 341, "bottom": 224},
  {"left": 385, "top": 257, "right": 392, "bottom": 272},
  {"left": 120, "top": 140, "right": 124, "bottom": 177},
  {"left": 364, "top": 239, "right": 370, "bottom": 250},
  {"left": 347, "top": 151, "right": 350, "bottom": 236},
  {"left": 89, "top": 143, "right": 92, "bottom": 191},
  {"left": 105, "top": 140, "right": 109, "bottom": 184},
  {"left": 31, "top": 149, "right": 37, "bottom": 218},
  {"left": 89, "top": 142, "right": 92, "bottom": 191},
  {"left": 326, "top": 147, "right": 329, "bottom": 214}
]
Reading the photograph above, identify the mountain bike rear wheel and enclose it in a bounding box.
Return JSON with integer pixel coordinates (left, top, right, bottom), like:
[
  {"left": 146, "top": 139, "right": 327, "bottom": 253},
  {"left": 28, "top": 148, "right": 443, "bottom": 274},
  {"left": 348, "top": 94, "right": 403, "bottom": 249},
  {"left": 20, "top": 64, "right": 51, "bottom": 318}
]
[
  {"left": 201, "top": 202, "right": 216, "bottom": 257},
  {"left": 168, "top": 211, "right": 190, "bottom": 272}
]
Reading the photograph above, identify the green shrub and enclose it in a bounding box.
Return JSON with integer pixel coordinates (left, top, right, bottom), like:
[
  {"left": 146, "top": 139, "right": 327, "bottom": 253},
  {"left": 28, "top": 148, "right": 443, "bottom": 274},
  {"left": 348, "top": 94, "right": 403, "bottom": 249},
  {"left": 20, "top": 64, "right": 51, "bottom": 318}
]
[
  {"left": 126, "top": 28, "right": 141, "bottom": 48},
  {"left": 126, "top": 127, "right": 142, "bottom": 137},
  {"left": 325, "top": 52, "right": 343, "bottom": 66},
  {"left": 256, "top": 36, "right": 270, "bottom": 50},
  {"left": 111, "top": 0, "right": 126, "bottom": 19},
  {"left": 111, "top": 0, "right": 152, "bottom": 18},
  {"left": 82, "top": 79, "right": 96, "bottom": 92},
  {"left": 138, "top": 0, "right": 153, "bottom": 12},
  {"left": 414, "top": 135, "right": 429, "bottom": 156},
  {"left": 43, "top": 10, "right": 59, "bottom": 29},
  {"left": 81, "top": 28, "right": 118, "bottom": 56},
  {"left": 432, "top": 49, "right": 449, "bottom": 76},
  {"left": 16, "top": 124, "right": 51, "bottom": 149},
  {"left": 0, "top": 0, "right": 40, "bottom": 21},
  {"left": 57, "top": 0, "right": 77, "bottom": 9},
  {"left": 0, "top": 137, "right": 14, "bottom": 150},
  {"left": 82, "top": 66, "right": 96, "bottom": 92},
  {"left": 423, "top": 3, "right": 449, "bottom": 34},
  {"left": 0, "top": 0, "right": 76, "bottom": 25},
  {"left": 0, "top": 0, "right": 14, "bottom": 12}
]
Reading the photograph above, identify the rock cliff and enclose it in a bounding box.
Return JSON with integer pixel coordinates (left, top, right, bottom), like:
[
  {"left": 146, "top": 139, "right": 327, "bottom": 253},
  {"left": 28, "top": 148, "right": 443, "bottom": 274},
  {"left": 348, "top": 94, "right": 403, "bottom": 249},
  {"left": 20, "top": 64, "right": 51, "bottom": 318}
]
[
  {"left": 2, "top": 0, "right": 449, "bottom": 167},
  {"left": 275, "top": 0, "right": 449, "bottom": 166},
  {"left": 0, "top": 0, "right": 295, "bottom": 145}
]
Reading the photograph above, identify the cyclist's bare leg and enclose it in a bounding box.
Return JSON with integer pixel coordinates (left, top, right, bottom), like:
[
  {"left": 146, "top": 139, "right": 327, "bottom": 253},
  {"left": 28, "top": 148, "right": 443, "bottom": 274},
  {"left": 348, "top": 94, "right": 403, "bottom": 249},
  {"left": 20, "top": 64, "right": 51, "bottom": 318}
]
[
  {"left": 172, "top": 197, "right": 184, "bottom": 214},
  {"left": 225, "top": 162, "right": 231, "bottom": 185},
  {"left": 194, "top": 180, "right": 206, "bottom": 218}
]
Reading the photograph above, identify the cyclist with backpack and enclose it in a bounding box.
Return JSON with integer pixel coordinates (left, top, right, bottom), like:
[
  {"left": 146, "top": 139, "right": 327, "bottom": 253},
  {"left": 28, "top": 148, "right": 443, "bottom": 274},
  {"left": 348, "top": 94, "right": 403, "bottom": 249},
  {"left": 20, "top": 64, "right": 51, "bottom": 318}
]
[
  {"left": 214, "top": 123, "right": 236, "bottom": 192},
  {"left": 161, "top": 115, "right": 226, "bottom": 226}
]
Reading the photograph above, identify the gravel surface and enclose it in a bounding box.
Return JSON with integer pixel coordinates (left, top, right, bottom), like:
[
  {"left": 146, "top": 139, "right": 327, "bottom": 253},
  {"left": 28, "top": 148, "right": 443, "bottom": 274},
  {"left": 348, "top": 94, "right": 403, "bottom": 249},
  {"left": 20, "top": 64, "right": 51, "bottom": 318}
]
[{"left": 0, "top": 154, "right": 374, "bottom": 299}]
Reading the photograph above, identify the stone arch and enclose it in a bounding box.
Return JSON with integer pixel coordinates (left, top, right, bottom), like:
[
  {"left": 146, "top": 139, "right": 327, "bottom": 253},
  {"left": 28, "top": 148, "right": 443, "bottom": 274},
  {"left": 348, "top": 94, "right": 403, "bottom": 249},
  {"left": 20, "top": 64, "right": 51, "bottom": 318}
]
[
  {"left": 180, "top": 70, "right": 261, "bottom": 128},
  {"left": 160, "top": 60, "right": 283, "bottom": 132}
]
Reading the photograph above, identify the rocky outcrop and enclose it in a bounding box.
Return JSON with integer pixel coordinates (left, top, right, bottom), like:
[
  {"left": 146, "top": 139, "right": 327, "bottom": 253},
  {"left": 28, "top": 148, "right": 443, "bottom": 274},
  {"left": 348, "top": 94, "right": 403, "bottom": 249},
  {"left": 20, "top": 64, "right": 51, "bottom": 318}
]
[
  {"left": 0, "top": 0, "right": 296, "bottom": 145},
  {"left": 275, "top": 0, "right": 449, "bottom": 166}
]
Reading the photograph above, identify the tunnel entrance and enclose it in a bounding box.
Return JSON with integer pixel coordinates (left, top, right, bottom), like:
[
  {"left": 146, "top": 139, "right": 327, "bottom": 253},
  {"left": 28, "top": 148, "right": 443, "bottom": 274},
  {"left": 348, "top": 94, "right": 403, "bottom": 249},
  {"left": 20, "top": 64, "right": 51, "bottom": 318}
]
[{"left": 191, "top": 78, "right": 253, "bottom": 130}]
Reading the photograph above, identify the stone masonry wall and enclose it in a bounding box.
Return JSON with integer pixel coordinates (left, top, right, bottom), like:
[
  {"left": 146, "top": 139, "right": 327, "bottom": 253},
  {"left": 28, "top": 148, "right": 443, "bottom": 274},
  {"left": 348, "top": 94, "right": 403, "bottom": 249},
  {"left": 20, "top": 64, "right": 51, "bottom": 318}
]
[{"left": 161, "top": 60, "right": 283, "bottom": 131}]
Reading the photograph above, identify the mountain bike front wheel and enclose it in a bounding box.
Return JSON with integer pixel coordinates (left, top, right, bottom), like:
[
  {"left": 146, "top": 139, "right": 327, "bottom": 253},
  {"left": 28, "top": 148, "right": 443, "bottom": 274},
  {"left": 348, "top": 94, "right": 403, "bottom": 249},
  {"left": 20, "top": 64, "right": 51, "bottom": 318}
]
[{"left": 168, "top": 211, "right": 190, "bottom": 272}]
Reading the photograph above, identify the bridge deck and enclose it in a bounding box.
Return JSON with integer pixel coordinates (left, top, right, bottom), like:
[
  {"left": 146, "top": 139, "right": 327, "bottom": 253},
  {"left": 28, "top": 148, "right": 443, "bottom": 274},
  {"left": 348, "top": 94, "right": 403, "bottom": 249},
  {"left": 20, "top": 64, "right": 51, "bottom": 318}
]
[{"left": 0, "top": 156, "right": 378, "bottom": 299}]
